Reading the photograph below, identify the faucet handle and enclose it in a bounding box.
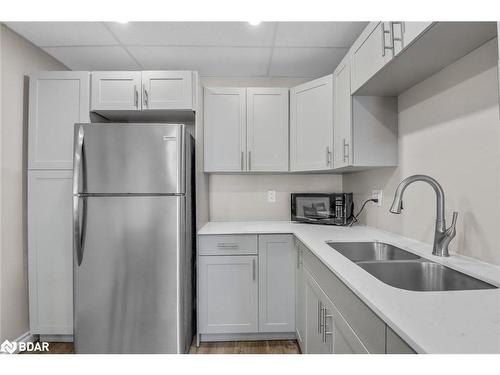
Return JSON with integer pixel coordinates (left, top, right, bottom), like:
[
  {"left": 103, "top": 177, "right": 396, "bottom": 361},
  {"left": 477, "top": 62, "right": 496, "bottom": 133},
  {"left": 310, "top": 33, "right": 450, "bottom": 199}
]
[{"left": 448, "top": 211, "right": 458, "bottom": 233}]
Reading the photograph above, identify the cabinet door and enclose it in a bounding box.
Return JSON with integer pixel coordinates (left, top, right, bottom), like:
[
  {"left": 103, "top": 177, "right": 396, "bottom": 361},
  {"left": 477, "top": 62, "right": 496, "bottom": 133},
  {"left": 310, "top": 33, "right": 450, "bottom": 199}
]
[
  {"left": 141, "top": 71, "right": 193, "bottom": 110},
  {"left": 204, "top": 87, "right": 246, "bottom": 172},
  {"left": 28, "top": 170, "right": 73, "bottom": 334},
  {"left": 351, "top": 22, "right": 393, "bottom": 92},
  {"left": 246, "top": 88, "right": 289, "bottom": 172},
  {"left": 304, "top": 267, "right": 328, "bottom": 353},
  {"left": 199, "top": 255, "right": 258, "bottom": 334},
  {"left": 91, "top": 71, "right": 141, "bottom": 111},
  {"left": 295, "top": 242, "right": 307, "bottom": 352},
  {"left": 28, "top": 71, "right": 90, "bottom": 169},
  {"left": 333, "top": 54, "right": 352, "bottom": 169},
  {"left": 258, "top": 235, "right": 295, "bottom": 332},
  {"left": 290, "top": 75, "right": 333, "bottom": 171}
]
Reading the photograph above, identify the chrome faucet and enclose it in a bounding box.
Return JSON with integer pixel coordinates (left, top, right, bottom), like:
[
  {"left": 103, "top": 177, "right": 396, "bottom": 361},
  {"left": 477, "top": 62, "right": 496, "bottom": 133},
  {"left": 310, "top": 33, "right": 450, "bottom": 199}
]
[{"left": 389, "top": 175, "right": 458, "bottom": 257}]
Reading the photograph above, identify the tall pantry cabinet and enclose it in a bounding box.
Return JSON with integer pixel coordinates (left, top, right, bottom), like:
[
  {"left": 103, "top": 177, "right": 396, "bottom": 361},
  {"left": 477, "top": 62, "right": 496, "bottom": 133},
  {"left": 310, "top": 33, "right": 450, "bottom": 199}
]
[{"left": 28, "top": 72, "right": 90, "bottom": 338}]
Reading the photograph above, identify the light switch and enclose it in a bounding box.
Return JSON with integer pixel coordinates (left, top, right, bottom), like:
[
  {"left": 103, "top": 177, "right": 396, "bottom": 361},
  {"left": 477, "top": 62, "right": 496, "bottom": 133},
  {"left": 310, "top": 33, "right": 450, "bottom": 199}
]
[{"left": 267, "top": 190, "right": 276, "bottom": 203}]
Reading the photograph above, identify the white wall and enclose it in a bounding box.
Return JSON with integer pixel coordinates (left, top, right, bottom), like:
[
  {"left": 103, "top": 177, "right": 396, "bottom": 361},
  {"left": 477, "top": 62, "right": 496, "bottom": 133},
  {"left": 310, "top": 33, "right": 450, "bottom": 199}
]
[
  {"left": 200, "top": 77, "right": 343, "bottom": 222},
  {"left": 343, "top": 38, "right": 500, "bottom": 266},
  {"left": 0, "top": 25, "right": 67, "bottom": 341}
]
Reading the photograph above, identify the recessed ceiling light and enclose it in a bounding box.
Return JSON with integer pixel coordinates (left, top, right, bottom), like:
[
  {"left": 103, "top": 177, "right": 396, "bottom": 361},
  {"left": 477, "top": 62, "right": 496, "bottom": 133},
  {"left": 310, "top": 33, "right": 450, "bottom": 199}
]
[{"left": 248, "top": 21, "right": 261, "bottom": 26}]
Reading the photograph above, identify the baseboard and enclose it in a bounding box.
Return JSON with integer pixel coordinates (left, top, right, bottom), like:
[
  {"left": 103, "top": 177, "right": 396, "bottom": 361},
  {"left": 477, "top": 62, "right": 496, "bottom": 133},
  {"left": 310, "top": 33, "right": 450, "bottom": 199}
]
[
  {"left": 199, "top": 332, "right": 296, "bottom": 343},
  {"left": 39, "top": 334, "right": 74, "bottom": 343}
]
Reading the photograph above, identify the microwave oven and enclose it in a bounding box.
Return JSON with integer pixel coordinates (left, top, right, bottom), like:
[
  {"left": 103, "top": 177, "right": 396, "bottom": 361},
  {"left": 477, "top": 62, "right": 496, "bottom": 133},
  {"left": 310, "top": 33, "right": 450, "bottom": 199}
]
[{"left": 291, "top": 193, "right": 354, "bottom": 226}]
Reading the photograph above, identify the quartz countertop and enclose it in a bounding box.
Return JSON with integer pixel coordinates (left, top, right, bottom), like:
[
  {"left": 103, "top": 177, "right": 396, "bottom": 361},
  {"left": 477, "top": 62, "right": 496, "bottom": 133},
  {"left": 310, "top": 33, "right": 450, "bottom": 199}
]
[{"left": 198, "top": 221, "right": 500, "bottom": 353}]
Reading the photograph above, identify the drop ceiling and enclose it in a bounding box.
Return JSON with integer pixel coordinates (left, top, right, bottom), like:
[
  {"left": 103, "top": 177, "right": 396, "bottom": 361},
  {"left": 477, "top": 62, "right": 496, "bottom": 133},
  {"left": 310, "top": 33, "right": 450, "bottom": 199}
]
[{"left": 5, "top": 22, "right": 367, "bottom": 77}]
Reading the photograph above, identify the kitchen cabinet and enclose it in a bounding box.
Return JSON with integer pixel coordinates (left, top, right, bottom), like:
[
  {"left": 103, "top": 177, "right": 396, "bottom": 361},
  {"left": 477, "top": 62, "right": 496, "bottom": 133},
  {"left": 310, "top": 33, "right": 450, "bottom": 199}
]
[
  {"left": 27, "top": 170, "right": 73, "bottom": 335},
  {"left": 204, "top": 87, "right": 289, "bottom": 172},
  {"left": 91, "top": 71, "right": 142, "bottom": 111},
  {"left": 386, "top": 327, "right": 416, "bottom": 354},
  {"left": 28, "top": 71, "right": 90, "bottom": 169},
  {"left": 258, "top": 235, "right": 295, "bottom": 332},
  {"left": 295, "top": 241, "right": 306, "bottom": 352},
  {"left": 203, "top": 87, "right": 246, "bottom": 172},
  {"left": 333, "top": 53, "right": 398, "bottom": 170},
  {"left": 141, "top": 71, "right": 193, "bottom": 110},
  {"left": 246, "top": 88, "right": 289, "bottom": 172},
  {"left": 290, "top": 75, "right": 333, "bottom": 171},
  {"left": 351, "top": 22, "right": 393, "bottom": 93},
  {"left": 91, "top": 71, "right": 194, "bottom": 112},
  {"left": 198, "top": 255, "right": 259, "bottom": 334}
]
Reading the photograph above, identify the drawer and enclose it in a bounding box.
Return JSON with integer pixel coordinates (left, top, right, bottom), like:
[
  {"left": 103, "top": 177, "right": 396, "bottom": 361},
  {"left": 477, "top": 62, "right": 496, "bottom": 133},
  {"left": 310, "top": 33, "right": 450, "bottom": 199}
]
[
  {"left": 301, "top": 243, "right": 386, "bottom": 353},
  {"left": 198, "top": 235, "right": 258, "bottom": 255}
]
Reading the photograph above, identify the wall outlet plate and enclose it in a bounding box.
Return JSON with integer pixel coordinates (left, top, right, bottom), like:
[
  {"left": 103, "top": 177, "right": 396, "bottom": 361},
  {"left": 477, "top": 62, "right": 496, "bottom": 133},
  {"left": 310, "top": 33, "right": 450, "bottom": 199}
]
[
  {"left": 372, "top": 190, "right": 383, "bottom": 207},
  {"left": 267, "top": 190, "right": 276, "bottom": 203}
]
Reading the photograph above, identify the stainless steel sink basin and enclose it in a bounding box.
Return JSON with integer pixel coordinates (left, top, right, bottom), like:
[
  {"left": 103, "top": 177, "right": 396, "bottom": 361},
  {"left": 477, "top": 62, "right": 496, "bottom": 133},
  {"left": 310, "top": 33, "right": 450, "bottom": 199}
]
[
  {"left": 327, "top": 241, "right": 421, "bottom": 262},
  {"left": 357, "top": 261, "right": 497, "bottom": 291}
]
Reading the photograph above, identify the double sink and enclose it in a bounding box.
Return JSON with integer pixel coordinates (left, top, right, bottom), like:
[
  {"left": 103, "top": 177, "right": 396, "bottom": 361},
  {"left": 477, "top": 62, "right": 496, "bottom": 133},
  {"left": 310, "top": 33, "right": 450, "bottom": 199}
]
[{"left": 326, "top": 242, "right": 497, "bottom": 291}]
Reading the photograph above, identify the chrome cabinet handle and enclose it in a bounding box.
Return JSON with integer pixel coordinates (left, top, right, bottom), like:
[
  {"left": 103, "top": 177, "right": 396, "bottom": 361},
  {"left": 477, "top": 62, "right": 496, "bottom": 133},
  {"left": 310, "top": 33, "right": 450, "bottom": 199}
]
[
  {"left": 326, "top": 146, "right": 332, "bottom": 166},
  {"left": 381, "top": 22, "right": 394, "bottom": 57},
  {"left": 343, "top": 139, "right": 349, "bottom": 163},
  {"left": 252, "top": 259, "right": 256, "bottom": 281},
  {"left": 248, "top": 151, "right": 251, "bottom": 171},
  {"left": 320, "top": 305, "right": 325, "bottom": 336},
  {"left": 134, "top": 85, "right": 139, "bottom": 108},
  {"left": 317, "top": 300, "right": 321, "bottom": 333},
  {"left": 217, "top": 243, "right": 239, "bottom": 249},
  {"left": 143, "top": 83, "right": 149, "bottom": 108}
]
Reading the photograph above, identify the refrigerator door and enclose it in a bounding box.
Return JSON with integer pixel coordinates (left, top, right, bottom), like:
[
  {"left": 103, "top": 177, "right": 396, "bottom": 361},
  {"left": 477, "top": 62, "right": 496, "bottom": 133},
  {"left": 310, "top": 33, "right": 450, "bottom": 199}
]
[
  {"left": 74, "top": 123, "right": 185, "bottom": 195},
  {"left": 74, "top": 195, "right": 187, "bottom": 353}
]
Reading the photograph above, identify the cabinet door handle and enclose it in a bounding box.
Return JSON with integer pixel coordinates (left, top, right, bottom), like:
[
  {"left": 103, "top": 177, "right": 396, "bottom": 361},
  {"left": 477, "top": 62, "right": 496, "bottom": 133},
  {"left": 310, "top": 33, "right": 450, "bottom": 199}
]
[
  {"left": 317, "top": 301, "right": 321, "bottom": 333},
  {"left": 134, "top": 85, "right": 139, "bottom": 108},
  {"left": 252, "top": 258, "right": 256, "bottom": 281},
  {"left": 343, "top": 139, "right": 349, "bottom": 163},
  {"left": 326, "top": 146, "right": 332, "bottom": 166},
  {"left": 217, "top": 243, "right": 239, "bottom": 249},
  {"left": 320, "top": 305, "right": 325, "bottom": 336},
  {"left": 143, "top": 83, "right": 149, "bottom": 108}
]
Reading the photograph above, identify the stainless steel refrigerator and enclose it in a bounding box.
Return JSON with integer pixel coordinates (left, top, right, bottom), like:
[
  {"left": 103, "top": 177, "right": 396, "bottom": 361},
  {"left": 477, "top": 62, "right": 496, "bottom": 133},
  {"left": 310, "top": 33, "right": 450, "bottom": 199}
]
[{"left": 72, "top": 123, "right": 195, "bottom": 354}]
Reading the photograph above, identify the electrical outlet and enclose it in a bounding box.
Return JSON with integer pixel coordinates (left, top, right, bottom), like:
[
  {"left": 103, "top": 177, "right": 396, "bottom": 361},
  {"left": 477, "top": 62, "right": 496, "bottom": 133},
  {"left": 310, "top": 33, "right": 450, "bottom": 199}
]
[
  {"left": 267, "top": 190, "right": 276, "bottom": 203},
  {"left": 372, "top": 190, "right": 383, "bottom": 207}
]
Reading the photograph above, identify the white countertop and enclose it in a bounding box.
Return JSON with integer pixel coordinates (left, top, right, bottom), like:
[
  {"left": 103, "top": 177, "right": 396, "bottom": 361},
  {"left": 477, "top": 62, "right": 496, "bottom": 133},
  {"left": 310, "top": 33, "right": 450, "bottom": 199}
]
[{"left": 198, "top": 221, "right": 500, "bottom": 353}]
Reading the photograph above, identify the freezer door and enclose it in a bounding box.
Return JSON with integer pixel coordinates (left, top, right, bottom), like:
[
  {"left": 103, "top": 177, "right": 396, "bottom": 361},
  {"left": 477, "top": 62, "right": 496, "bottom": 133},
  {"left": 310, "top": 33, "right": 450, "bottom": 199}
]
[
  {"left": 74, "top": 196, "right": 188, "bottom": 353},
  {"left": 74, "top": 123, "right": 185, "bottom": 194}
]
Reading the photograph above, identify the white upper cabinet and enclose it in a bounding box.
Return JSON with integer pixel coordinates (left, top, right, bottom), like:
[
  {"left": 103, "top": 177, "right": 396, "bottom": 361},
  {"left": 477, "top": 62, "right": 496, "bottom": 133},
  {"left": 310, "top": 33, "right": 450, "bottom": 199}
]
[
  {"left": 333, "top": 53, "right": 352, "bottom": 169},
  {"left": 258, "top": 235, "right": 295, "bottom": 333},
  {"left": 204, "top": 87, "right": 289, "bottom": 173},
  {"left": 91, "top": 71, "right": 194, "bottom": 112},
  {"left": 246, "top": 88, "right": 289, "bottom": 172},
  {"left": 141, "top": 71, "right": 193, "bottom": 110},
  {"left": 351, "top": 22, "right": 393, "bottom": 93},
  {"left": 28, "top": 71, "right": 90, "bottom": 169},
  {"left": 204, "top": 87, "right": 246, "bottom": 172},
  {"left": 91, "top": 71, "right": 142, "bottom": 111},
  {"left": 290, "top": 75, "right": 333, "bottom": 172}
]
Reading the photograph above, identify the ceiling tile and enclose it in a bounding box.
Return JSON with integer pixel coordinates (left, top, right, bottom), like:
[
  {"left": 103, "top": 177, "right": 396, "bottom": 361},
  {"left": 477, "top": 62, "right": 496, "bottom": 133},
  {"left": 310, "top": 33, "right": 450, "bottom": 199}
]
[
  {"left": 269, "top": 48, "right": 348, "bottom": 77},
  {"left": 5, "top": 22, "right": 118, "bottom": 47},
  {"left": 274, "top": 22, "right": 367, "bottom": 47},
  {"left": 106, "top": 22, "right": 276, "bottom": 46},
  {"left": 127, "top": 46, "right": 271, "bottom": 76},
  {"left": 42, "top": 46, "right": 141, "bottom": 70}
]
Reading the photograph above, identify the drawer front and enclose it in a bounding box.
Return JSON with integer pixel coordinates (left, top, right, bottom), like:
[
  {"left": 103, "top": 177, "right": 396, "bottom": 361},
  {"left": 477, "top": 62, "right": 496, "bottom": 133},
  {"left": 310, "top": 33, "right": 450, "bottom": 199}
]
[
  {"left": 301, "top": 244, "right": 386, "bottom": 354},
  {"left": 199, "top": 235, "right": 258, "bottom": 255}
]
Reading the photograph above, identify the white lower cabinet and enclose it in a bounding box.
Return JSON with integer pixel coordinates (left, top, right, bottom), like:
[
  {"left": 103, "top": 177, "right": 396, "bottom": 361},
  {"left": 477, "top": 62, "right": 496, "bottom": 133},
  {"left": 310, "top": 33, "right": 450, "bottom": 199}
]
[
  {"left": 258, "top": 235, "right": 295, "bottom": 332},
  {"left": 295, "top": 242, "right": 307, "bottom": 351},
  {"left": 28, "top": 170, "right": 73, "bottom": 335},
  {"left": 198, "top": 255, "right": 258, "bottom": 334}
]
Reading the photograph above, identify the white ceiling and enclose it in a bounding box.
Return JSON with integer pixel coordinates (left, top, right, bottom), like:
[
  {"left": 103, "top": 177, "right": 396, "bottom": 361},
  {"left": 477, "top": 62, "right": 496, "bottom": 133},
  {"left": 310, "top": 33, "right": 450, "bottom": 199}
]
[{"left": 5, "top": 21, "right": 367, "bottom": 77}]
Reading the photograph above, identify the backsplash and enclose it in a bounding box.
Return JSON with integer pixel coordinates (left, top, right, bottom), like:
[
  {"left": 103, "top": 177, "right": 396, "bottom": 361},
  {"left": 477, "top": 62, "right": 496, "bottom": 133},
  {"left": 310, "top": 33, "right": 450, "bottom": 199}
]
[{"left": 209, "top": 174, "right": 342, "bottom": 221}]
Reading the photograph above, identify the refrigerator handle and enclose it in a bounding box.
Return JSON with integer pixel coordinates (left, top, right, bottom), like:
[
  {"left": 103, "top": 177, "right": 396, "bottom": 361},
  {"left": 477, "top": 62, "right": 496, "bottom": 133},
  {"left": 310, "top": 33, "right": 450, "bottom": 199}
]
[{"left": 73, "top": 126, "right": 87, "bottom": 266}]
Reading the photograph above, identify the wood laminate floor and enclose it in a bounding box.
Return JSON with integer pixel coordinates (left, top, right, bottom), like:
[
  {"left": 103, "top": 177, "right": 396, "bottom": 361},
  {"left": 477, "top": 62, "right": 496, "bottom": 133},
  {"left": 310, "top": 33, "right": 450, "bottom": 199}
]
[{"left": 22, "top": 340, "right": 300, "bottom": 354}]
